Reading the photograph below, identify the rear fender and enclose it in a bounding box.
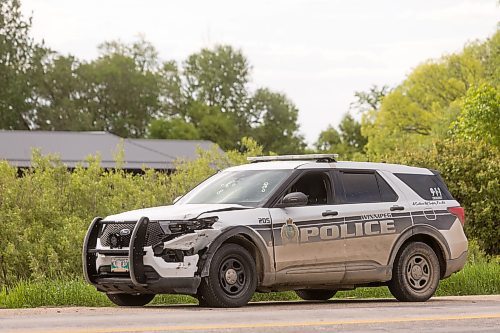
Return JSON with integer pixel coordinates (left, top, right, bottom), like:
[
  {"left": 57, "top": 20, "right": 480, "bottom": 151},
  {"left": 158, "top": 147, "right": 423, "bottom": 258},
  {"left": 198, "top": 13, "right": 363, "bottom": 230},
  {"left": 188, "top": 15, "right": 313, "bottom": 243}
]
[{"left": 388, "top": 225, "right": 451, "bottom": 275}]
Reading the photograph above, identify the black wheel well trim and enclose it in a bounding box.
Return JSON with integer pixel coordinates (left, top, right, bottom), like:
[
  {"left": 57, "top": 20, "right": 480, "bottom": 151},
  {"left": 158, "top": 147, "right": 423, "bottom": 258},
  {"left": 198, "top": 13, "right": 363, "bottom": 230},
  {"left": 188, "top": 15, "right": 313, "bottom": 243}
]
[
  {"left": 388, "top": 225, "right": 451, "bottom": 278},
  {"left": 198, "top": 226, "right": 271, "bottom": 282}
]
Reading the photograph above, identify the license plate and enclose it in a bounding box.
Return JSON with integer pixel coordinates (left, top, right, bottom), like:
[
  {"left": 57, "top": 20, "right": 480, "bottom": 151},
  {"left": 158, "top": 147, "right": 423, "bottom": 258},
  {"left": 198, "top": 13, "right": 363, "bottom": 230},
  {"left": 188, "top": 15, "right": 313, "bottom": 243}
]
[{"left": 111, "top": 258, "right": 129, "bottom": 272}]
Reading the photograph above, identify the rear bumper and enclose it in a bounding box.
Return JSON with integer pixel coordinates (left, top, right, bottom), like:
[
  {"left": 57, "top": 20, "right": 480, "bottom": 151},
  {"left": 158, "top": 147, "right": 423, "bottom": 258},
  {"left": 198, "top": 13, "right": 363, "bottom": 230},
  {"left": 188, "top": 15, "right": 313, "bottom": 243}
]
[
  {"left": 443, "top": 250, "right": 468, "bottom": 278},
  {"left": 83, "top": 217, "right": 201, "bottom": 295}
]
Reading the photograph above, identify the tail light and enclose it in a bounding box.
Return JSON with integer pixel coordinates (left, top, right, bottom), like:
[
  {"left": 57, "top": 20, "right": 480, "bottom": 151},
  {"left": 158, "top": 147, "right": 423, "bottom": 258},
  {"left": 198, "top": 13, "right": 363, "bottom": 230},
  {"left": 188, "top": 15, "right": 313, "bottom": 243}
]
[{"left": 448, "top": 206, "right": 465, "bottom": 226}]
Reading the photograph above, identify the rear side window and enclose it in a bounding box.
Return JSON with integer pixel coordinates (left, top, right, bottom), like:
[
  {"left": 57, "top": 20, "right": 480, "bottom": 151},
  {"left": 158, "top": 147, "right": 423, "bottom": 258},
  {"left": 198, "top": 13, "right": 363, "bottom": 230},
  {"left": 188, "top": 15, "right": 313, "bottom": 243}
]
[
  {"left": 395, "top": 173, "right": 454, "bottom": 200},
  {"left": 377, "top": 174, "right": 399, "bottom": 202},
  {"left": 340, "top": 171, "right": 398, "bottom": 203}
]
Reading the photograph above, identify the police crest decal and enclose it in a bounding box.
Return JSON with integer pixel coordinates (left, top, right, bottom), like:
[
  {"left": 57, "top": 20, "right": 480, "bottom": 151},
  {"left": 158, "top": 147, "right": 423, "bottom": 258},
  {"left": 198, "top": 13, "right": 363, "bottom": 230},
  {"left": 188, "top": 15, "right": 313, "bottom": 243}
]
[{"left": 281, "top": 218, "right": 299, "bottom": 244}]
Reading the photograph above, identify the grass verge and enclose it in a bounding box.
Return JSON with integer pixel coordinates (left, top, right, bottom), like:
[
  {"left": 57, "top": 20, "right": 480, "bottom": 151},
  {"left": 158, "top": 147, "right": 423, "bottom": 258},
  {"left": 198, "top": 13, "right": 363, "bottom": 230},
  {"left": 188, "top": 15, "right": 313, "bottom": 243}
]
[{"left": 1, "top": 262, "right": 498, "bottom": 308}]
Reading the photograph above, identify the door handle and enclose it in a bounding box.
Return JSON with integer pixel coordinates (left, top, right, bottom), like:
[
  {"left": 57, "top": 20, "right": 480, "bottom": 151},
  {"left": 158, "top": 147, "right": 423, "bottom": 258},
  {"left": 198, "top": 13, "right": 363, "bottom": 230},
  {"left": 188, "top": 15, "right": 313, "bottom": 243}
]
[
  {"left": 390, "top": 205, "right": 405, "bottom": 211},
  {"left": 322, "top": 210, "right": 339, "bottom": 217}
]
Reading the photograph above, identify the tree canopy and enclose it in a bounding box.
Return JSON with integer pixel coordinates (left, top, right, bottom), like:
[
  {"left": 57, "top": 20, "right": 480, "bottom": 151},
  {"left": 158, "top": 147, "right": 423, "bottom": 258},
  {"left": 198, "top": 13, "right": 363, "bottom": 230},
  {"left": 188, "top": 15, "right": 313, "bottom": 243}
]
[
  {"left": 358, "top": 31, "right": 499, "bottom": 157},
  {"left": 315, "top": 113, "right": 366, "bottom": 160},
  {"left": 0, "top": 1, "right": 306, "bottom": 153},
  {"left": 451, "top": 84, "right": 499, "bottom": 147},
  {"left": 0, "top": 0, "right": 41, "bottom": 129}
]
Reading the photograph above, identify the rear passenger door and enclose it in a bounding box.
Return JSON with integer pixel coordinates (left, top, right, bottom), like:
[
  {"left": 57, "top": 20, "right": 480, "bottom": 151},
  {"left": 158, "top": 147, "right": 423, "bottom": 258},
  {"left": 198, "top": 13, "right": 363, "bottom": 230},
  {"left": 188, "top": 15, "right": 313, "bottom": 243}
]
[{"left": 333, "top": 169, "right": 412, "bottom": 283}]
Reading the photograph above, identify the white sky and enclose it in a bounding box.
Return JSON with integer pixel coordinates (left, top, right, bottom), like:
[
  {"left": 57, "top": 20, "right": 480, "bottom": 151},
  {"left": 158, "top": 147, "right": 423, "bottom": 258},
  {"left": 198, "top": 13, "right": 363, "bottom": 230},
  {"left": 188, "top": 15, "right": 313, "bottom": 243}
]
[{"left": 21, "top": 0, "right": 499, "bottom": 145}]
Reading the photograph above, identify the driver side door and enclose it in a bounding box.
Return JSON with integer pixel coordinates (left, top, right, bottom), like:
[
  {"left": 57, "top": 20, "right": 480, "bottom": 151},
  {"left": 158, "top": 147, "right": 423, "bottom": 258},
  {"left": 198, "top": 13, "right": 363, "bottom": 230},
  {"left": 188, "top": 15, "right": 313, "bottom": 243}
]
[{"left": 268, "top": 170, "right": 345, "bottom": 285}]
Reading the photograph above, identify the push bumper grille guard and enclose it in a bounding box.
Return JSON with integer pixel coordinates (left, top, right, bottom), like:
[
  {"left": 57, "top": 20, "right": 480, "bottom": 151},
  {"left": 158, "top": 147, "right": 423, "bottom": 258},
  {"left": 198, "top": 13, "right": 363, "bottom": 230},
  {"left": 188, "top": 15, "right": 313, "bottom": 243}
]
[
  {"left": 82, "top": 216, "right": 149, "bottom": 288},
  {"left": 82, "top": 217, "right": 201, "bottom": 294}
]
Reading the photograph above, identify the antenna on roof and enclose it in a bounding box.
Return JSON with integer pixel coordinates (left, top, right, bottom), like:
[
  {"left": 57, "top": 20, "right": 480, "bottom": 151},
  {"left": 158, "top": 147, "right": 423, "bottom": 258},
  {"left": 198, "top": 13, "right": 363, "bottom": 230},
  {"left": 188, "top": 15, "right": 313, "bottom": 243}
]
[{"left": 247, "top": 154, "right": 338, "bottom": 163}]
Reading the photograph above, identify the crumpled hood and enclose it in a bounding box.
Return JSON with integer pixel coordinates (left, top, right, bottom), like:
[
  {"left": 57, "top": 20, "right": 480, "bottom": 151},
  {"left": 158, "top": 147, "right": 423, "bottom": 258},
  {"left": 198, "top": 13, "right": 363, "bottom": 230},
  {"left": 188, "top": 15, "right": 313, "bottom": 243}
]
[{"left": 104, "top": 203, "right": 250, "bottom": 222}]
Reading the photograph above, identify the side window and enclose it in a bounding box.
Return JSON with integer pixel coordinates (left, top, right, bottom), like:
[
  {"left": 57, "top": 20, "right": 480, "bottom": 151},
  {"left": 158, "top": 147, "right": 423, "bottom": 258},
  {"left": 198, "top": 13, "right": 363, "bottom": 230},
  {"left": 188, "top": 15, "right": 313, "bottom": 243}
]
[
  {"left": 341, "top": 172, "right": 379, "bottom": 203},
  {"left": 285, "top": 172, "right": 332, "bottom": 206},
  {"left": 395, "top": 173, "right": 453, "bottom": 200},
  {"left": 340, "top": 171, "right": 398, "bottom": 203},
  {"left": 377, "top": 174, "right": 398, "bottom": 202}
]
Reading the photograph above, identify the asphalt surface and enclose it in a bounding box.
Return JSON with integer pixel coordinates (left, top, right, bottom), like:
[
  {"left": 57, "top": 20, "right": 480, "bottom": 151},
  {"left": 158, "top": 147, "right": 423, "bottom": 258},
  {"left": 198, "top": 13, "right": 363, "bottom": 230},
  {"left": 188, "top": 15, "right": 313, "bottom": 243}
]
[{"left": 0, "top": 295, "right": 499, "bottom": 333}]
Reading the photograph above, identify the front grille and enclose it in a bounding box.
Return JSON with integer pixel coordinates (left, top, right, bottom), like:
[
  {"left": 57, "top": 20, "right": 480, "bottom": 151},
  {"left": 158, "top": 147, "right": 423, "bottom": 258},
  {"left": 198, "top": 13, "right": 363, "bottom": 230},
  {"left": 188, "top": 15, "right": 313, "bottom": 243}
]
[
  {"left": 146, "top": 221, "right": 164, "bottom": 246},
  {"left": 100, "top": 221, "right": 164, "bottom": 247},
  {"left": 100, "top": 223, "right": 134, "bottom": 247}
]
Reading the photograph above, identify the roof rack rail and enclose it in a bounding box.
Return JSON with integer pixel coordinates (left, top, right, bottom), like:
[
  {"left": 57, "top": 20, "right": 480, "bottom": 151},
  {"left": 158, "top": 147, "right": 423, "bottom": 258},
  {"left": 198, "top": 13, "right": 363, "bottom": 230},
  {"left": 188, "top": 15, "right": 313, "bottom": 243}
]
[{"left": 247, "top": 154, "right": 338, "bottom": 163}]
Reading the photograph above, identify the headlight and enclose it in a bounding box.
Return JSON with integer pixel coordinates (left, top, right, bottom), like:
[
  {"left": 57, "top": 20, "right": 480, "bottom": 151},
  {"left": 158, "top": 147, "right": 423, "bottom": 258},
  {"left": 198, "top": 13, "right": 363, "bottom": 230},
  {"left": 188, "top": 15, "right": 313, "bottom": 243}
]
[{"left": 159, "top": 216, "right": 219, "bottom": 234}]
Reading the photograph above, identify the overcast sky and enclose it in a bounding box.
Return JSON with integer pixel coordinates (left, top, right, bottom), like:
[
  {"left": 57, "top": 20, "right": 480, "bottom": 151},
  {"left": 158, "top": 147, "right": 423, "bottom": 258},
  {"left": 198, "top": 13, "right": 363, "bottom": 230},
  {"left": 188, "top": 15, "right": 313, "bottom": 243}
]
[{"left": 21, "top": 0, "right": 499, "bottom": 144}]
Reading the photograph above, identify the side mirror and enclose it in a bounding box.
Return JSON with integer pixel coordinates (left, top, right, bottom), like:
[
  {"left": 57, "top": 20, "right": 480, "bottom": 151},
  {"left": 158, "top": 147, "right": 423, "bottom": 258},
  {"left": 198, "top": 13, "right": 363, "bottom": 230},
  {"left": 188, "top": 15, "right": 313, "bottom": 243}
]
[
  {"left": 173, "top": 195, "right": 182, "bottom": 204},
  {"left": 276, "top": 192, "right": 308, "bottom": 208}
]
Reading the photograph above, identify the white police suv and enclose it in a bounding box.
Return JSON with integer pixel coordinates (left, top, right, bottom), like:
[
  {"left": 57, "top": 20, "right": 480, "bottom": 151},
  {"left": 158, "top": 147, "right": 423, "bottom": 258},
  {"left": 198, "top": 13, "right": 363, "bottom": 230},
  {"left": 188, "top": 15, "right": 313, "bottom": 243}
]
[{"left": 83, "top": 154, "right": 468, "bottom": 307}]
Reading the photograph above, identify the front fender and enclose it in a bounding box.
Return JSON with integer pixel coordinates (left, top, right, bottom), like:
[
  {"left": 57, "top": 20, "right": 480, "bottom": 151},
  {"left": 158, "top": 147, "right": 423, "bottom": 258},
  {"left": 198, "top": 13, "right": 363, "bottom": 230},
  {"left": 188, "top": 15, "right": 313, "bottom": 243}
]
[{"left": 197, "top": 226, "right": 273, "bottom": 284}]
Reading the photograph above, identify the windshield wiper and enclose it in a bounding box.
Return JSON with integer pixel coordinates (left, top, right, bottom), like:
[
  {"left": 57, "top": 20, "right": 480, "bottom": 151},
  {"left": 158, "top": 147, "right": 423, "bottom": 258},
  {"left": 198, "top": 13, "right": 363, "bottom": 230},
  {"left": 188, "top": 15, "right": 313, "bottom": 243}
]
[{"left": 193, "top": 206, "right": 251, "bottom": 219}]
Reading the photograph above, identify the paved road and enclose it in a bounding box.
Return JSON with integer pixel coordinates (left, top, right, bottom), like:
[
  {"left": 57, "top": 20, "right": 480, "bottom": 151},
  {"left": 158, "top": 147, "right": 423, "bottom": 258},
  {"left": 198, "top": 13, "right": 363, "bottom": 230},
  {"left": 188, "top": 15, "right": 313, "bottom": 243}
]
[{"left": 0, "top": 295, "right": 499, "bottom": 333}]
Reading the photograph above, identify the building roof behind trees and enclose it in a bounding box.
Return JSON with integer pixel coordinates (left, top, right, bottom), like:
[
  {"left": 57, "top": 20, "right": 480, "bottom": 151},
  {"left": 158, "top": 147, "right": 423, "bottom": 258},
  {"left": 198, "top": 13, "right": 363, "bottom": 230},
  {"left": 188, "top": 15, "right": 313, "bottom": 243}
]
[{"left": 0, "top": 130, "right": 219, "bottom": 171}]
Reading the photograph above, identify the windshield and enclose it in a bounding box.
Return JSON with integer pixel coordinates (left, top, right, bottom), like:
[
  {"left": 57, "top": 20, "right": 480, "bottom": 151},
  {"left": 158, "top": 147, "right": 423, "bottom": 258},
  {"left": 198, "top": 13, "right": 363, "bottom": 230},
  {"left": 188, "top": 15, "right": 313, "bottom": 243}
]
[{"left": 178, "top": 170, "right": 292, "bottom": 207}]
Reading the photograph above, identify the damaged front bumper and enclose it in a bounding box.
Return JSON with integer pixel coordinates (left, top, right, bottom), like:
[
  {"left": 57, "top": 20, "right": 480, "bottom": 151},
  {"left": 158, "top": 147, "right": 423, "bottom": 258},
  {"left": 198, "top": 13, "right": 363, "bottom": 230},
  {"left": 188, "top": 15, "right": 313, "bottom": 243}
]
[{"left": 83, "top": 217, "right": 220, "bottom": 295}]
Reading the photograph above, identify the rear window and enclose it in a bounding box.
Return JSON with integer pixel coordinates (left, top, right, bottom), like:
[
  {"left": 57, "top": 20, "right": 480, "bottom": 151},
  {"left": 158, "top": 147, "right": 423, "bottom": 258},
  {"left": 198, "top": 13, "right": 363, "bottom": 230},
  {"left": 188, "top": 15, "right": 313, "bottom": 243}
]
[
  {"left": 395, "top": 173, "right": 454, "bottom": 200},
  {"left": 340, "top": 171, "right": 398, "bottom": 203}
]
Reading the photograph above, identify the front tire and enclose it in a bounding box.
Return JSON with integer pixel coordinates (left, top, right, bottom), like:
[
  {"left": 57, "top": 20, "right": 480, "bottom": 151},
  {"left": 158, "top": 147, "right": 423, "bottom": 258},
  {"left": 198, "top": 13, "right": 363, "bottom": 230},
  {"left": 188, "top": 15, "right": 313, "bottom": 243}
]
[
  {"left": 296, "top": 289, "right": 336, "bottom": 301},
  {"left": 107, "top": 293, "right": 155, "bottom": 306},
  {"left": 389, "top": 242, "right": 440, "bottom": 302},
  {"left": 197, "top": 243, "right": 257, "bottom": 308}
]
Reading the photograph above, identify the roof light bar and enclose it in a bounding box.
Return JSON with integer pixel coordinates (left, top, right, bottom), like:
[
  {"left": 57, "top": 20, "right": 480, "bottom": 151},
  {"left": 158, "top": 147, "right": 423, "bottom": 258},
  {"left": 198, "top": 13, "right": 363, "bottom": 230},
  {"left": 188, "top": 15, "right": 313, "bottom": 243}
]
[{"left": 247, "top": 154, "right": 338, "bottom": 163}]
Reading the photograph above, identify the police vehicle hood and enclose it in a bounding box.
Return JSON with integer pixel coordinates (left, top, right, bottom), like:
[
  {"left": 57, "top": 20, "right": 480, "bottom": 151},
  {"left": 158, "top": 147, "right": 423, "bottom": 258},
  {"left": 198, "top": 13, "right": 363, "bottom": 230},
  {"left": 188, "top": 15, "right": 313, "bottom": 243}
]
[{"left": 104, "top": 203, "right": 251, "bottom": 222}]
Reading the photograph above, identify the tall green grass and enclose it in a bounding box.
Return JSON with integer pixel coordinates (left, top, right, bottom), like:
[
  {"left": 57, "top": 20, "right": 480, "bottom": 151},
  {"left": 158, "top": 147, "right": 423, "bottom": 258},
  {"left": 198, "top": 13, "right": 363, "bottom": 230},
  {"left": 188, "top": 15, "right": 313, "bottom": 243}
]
[{"left": 1, "top": 261, "right": 498, "bottom": 309}]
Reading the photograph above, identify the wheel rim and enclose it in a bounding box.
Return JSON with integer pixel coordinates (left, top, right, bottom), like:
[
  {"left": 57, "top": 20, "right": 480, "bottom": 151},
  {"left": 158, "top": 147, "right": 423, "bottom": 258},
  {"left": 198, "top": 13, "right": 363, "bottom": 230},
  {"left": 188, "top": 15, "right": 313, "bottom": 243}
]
[
  {"left": 218, "top": 256, "right": 247, "bottom": 296},
  {"left": 405, "top": 254, "right": 432, "bottom": 291}
]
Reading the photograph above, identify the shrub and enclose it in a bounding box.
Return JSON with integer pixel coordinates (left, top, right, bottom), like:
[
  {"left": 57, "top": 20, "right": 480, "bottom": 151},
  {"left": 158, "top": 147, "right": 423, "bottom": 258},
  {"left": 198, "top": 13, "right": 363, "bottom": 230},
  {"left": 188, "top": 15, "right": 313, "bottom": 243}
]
[{"left": 0, "top": 138, "right": 262, "bottom": 287}]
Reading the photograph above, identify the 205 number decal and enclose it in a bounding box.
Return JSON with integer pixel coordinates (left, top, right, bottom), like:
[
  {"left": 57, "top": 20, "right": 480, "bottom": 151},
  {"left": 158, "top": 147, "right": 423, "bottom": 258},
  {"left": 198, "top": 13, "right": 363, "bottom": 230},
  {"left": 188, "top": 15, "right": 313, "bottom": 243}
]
[{"left": 258, "top": 217, "right": 271, "bottom": 224}]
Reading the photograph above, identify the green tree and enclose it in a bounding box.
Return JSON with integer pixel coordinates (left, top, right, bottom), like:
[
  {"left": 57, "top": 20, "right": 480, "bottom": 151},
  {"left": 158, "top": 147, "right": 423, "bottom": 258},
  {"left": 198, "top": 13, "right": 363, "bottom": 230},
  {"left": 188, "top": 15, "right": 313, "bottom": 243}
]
[
  {"left": 183, "top": 45, "right": 250, "bottom": 114},
  {"left": 30, "top": 37, "right": 166, "bottom": 136},
  {"left": 316, "top": 113, "right": 367, "bottom": 160},
  {"left": 99, "top": 36, "right": 160, "bottom": 72},
  {"left": 338, "top": 114, "right": 367, "bottom": 151},
  {"left": 153, "top": 45, "right": 307, "bottom": 153},
  {"left": 361, "top": 31, "right": 498, "bottom": 157},
  {"left": 78, "top": 39, "right": 163, "bottom": 137},
  {"left": 0, "top": 0, "right": 41, "bottom": 129},
  {"left": 148, "top": 118, "right": 200, "bottom": 140},
  {"left": 31, "top": 54, "right": 92, "bottom": 130},
  {"left": 181, "top": 45, "right": 252, "bottom": 144},
  {"left": 180, "top": 101, "right": 239, "bottom": 150},
  {"left": 198, "top": 112, "right": 238, "bottom": 150},
  {"left": 351, "top": 85, "right": 390, "bottom": 114},
  {"left": 316, "top": 125, "right": 341, "bottom": 152},
  {"left": 485, "top": 31, "right": 500, "bottom": 87},
  {"left": 158, "top": 60, "right": 184, "bottom": 117},
  {"left": 249, "top": 88, "right": 305, "bottom": 154},
  {"left": 451, "top": 84, "right": 500, "bottom": 147}
]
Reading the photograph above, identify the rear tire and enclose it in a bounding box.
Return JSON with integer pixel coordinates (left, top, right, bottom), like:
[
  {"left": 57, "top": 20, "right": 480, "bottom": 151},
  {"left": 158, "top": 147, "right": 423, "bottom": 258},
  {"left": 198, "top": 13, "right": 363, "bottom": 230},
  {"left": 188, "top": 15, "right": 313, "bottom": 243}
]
[
  {"left": 295, "top": 289, "right": 336, "bottom": 301},
  {"left": 389, "top": 242, "right": 440, "bottom": 302},
  {"left": 198, "top": 243, "right": 257, "bottom": 308},
  {"left": 107, "top": 293, "right": 155, "bottom": 306}
]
